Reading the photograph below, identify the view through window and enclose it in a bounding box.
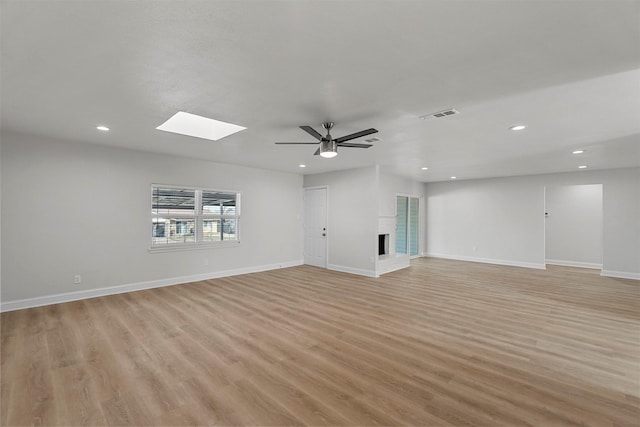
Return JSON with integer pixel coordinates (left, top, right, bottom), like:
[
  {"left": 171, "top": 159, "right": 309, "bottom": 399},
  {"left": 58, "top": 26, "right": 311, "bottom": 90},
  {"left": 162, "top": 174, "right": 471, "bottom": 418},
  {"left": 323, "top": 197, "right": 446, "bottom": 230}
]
[{"left": 152, "top": 186, "right": 240, "bottom": 247}]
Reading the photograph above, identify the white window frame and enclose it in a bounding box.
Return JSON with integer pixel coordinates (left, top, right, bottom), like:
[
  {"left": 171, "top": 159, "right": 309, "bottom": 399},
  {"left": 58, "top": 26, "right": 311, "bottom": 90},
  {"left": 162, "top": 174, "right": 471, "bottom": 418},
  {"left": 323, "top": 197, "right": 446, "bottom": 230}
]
[
  {"left": 150, "top": 184, "right": 241, "bottom": 252},
  {"left": 395, "top": 193, "right": 421, "bottom": 258}
]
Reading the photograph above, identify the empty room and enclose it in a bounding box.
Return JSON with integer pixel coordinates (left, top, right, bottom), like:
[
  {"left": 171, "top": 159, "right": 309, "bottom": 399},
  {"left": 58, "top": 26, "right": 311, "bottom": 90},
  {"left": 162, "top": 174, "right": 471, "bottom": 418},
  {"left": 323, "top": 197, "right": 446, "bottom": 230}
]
[{"left": 1, "top": 1, "right": 639, "bottom": 426}]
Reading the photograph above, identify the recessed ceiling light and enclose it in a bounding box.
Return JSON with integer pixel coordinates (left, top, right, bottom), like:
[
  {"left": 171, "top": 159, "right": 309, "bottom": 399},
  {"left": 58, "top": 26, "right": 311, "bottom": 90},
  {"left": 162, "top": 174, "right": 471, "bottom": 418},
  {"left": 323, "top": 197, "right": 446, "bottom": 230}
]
[
  {"left": 451, "top": 176, "right": 457, "bottom": 179},
  {"left": 572, "top": 150, "right": 585, "bottom": 154},
  {"left": 299, "top": 164, "right": 306, "bottom": 168},
  {"left": 578, "top": 165, "right": 588, "bottom": 169},
  {"left": 96, "top": 125, "right": 109, "bottom": 131},
  {"left": 509, "top": 125, "right": 527, "bottom": 131},
  {"left": 156, "top": 111, "right": 246, "bottom": 141},
  {"left": 421, "top": 167, "right": 429, "bottom": 170}
]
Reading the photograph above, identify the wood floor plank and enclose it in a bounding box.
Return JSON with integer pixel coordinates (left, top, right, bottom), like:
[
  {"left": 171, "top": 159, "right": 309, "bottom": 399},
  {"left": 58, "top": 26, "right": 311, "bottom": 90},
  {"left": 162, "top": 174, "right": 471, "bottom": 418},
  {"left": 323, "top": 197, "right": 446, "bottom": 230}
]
[
  {"left": 2, "top": 258, "right": 639, "bottom": 426},
  {"left": 51, "top": 364, "right": 107, "bottom": 426},
  {"left": 6, "top": 331, "right": 56, "bottom": 426}
]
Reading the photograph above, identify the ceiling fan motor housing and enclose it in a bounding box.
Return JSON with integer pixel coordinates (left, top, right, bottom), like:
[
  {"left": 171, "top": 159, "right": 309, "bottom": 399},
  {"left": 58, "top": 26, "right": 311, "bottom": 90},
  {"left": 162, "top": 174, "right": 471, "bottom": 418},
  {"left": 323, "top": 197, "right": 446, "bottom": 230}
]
[{"left": 320, "top": 138, "right": 338, "bottom": 158}]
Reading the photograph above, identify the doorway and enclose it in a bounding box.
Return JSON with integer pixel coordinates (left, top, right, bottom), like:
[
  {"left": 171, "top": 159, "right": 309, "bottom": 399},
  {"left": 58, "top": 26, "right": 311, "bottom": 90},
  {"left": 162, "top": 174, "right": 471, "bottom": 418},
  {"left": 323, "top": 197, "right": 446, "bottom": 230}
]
[
  {"left": 304, "top": 187, "right": 327, "bottom": 268},
  {"left": 396, "top": 195, "right": 420, "bottom": 257},
  {"left": 545, "top": 184, "right": 603, "bottom": 269}
]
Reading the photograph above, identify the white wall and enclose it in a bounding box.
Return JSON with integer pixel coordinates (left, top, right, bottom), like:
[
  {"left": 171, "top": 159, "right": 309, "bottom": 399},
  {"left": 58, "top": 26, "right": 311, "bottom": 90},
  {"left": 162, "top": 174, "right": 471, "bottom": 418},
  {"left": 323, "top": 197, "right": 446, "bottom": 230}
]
[
  {"left": 545, "top": 184, "right": 603, "bottom": 268},
  {"left": 0, "top": 140, "right": 2, "bottom": 293},
  {"left": 302, "top": 168, "right": 425, "bottom": 277},
  {"left": 425, "top": 175, "right": 544, "bottom": 268},
  {"left": 425, "top": 167, "right": 640, "bottom": 278},
  {"left": 1, "top": 132, "right": 304, "bottom": 307},
  {"left": 304, "top": 166, "right": 378, "bottom": 276}
]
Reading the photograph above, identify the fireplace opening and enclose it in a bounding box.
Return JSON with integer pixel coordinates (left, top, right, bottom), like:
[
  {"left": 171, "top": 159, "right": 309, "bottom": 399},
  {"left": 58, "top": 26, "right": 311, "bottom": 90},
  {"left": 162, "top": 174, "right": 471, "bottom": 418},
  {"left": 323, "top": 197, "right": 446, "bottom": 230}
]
[{"left": 378, "top": 234, "right": 389, "bottom": 256}]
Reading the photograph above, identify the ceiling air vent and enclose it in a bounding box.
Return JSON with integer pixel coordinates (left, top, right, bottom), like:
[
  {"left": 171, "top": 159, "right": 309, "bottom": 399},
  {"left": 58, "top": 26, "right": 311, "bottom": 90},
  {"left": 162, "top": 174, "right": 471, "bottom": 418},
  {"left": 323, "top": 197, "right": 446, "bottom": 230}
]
[
  {"left": 420, "top": 108, "right": 460, "bottom": 120},
  {"left": 364, "top": 137, "right": 381, "bottom": 143}
]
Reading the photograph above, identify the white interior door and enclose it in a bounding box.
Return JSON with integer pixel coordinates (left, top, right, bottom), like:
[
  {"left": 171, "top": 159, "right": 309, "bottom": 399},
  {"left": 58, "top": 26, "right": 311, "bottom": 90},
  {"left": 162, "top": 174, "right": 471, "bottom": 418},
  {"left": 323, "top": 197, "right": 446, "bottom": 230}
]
[{"left": 304, "top": 187, "right": 327, "bottom": 268}]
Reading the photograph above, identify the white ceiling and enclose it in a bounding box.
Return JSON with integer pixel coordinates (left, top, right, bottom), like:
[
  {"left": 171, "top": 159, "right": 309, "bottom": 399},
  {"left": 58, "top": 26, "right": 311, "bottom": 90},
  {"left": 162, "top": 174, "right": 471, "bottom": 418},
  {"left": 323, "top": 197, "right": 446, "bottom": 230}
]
[{"left": 2, "top": 0, "right": 639, "bottom": 182}]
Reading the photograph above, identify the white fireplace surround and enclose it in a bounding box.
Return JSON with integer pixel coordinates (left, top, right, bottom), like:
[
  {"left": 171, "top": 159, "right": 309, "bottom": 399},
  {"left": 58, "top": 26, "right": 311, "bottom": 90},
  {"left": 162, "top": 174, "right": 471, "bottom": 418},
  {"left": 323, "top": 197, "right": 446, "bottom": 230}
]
[
  {"left": 378, "top": 233, "right": 389, "bottom": 256},
  {"left": 377, "top": 216, "right": 410, "bottom": 275}
]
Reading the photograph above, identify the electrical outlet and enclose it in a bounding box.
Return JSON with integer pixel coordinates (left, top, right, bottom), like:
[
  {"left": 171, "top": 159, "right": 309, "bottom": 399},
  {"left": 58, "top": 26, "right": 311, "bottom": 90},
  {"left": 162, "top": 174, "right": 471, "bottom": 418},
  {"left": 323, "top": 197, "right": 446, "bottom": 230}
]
[{"left": 74, "top": 274, "right": 82, "bottom": 284}]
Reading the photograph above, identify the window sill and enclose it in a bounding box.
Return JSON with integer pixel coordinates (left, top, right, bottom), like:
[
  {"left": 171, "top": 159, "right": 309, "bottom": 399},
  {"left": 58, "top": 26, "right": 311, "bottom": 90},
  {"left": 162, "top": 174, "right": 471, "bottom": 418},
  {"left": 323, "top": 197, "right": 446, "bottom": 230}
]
[{"left": 148, "top": 241, "right": 240, "bottom": 253}]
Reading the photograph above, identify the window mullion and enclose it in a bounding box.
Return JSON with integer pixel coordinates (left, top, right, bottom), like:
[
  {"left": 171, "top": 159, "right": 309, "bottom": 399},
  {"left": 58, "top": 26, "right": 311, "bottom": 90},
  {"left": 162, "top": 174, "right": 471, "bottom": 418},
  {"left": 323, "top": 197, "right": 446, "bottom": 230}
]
[{"left": 195, "top": 190, "right": 203, "bottom": 243}]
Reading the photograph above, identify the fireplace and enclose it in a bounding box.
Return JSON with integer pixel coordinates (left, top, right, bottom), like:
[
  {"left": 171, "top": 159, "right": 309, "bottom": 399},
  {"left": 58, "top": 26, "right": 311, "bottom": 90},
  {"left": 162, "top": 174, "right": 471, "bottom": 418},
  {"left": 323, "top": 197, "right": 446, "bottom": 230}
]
[{"left": 378, "top": 233, "right": 389, "bottom": 256}]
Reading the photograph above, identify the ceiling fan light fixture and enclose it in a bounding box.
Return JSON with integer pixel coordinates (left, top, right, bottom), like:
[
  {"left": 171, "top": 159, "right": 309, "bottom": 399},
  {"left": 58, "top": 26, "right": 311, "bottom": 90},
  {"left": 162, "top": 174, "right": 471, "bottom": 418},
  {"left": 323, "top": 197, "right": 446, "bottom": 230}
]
[{"left": 319, "top": 139, "right": 337, "bottom": 158}]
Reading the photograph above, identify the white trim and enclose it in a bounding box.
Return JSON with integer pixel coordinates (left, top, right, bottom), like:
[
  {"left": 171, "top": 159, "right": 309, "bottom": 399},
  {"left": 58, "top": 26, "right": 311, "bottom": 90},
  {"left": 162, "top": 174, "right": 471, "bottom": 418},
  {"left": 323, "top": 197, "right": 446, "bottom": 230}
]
[
  {"left": 327, "top": 264, "right": 378, "bottom": 278},
  {"left": 424, "top": 253, "right": 546, "bottom": 270},
  {"left": 303, "top": 185, "right": 329, "bottom": 191},
  {"left": 0, "top": 260, "right": 303, "bottom": 312},
  {"left": 545, "top": 259, "right": 602, "bottom": 269},
  {"left": 148, "top": 240, "right": 240, "bottom": 253},
  {"left": 601, "top": 270, "right": 640, "bottom": 280}
]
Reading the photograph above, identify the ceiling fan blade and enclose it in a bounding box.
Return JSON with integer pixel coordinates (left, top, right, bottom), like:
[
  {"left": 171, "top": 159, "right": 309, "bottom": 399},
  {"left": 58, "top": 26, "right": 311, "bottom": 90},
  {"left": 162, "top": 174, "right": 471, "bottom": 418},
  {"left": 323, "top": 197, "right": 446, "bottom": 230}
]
[
  {"left": 336, "top": 142, "right": 373, "bottom": 148},
  {"left": 275, "top": 142, "right": 319, "bottom": 145},
  {"left": 313, "top": 148, "right": 320, "bottom": 156},
  {"left": 300, "top": 125, "right": 324, "bottom": 141},
  {"left": 334, "top": 128, "right": 378, "bottom": 144}
]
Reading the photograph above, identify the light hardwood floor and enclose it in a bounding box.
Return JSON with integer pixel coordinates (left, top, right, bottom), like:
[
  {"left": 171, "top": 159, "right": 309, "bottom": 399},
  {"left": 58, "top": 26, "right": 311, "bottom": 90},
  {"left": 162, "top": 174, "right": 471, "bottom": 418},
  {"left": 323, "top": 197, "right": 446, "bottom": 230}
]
[{"left": 1, "top": 258, "right": 639, "bottom": 426}]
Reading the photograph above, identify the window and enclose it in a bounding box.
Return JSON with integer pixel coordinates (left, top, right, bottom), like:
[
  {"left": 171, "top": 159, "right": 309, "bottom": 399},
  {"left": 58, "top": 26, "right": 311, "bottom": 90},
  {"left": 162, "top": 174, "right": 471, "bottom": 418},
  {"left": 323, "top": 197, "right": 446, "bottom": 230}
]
[{"left": 151, "top": 185, "right": 240, "bottom": 249}]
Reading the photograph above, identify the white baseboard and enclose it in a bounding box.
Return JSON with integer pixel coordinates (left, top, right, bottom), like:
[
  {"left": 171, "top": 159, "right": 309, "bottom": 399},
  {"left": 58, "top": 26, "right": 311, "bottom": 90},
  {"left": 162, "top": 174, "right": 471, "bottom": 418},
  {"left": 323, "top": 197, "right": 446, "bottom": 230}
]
[
  {"left": 601, "top": 270, "right": 640, "bottom": 280},
  {"left": 424, "top": 253, "right": 546, "bottom": 270},
  {"left": 0, "top": 259, "right": 304, "bottom": 312},
  {"left": 545, "top": 259, "right": 603, "bottom": 269},
  {"left": 327, "top": 264, "right": 378, "bottom": 278}
]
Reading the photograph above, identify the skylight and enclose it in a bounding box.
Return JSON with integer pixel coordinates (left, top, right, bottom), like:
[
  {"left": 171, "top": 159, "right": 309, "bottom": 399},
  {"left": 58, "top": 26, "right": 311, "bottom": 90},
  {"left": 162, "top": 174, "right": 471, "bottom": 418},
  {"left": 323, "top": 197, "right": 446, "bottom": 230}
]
[{"left": 156, "top": 112, "right": 246, "bottom": 141}]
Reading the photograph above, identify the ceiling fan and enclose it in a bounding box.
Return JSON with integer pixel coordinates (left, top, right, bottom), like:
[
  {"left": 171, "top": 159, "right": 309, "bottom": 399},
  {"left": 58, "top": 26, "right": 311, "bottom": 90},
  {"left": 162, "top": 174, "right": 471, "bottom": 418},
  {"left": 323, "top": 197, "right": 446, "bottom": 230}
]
[{"left": 275, "top": 122, "right": 378, "bottom": 158}]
